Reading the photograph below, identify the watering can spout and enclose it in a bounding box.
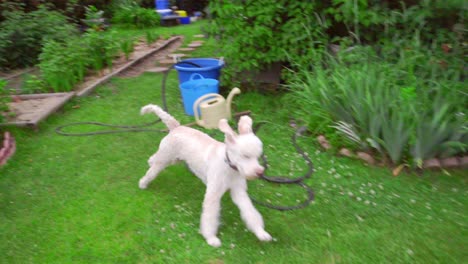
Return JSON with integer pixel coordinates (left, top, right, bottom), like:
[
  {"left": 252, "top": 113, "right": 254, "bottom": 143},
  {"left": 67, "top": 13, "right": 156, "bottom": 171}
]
[{"left": 226, "top": 87, "right": 241, "bottom": 118}]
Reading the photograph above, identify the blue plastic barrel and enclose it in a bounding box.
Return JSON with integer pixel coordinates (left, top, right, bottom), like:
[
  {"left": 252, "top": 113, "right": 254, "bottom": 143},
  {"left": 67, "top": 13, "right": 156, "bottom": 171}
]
[
  {"left": 179, "top": 74, "right": 219, "bottom": 116},
  {"left": 155, "top": 0, "right": 169, "bottom": 10},
  {"left": 174, "top": 58, "right": 224, "bottom": 84}
]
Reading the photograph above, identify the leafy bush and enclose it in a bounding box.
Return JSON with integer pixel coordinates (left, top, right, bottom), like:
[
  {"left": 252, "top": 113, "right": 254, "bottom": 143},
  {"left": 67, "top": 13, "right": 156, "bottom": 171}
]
[
  {"left": 207, "top": 1, "right": 328, "bottom": 83},
  {"left": 112, "top": 5, "right": 160, "bottom": 28},
  {"left": 208, "top": 0, "right": 464, "bottom": 86},
  {"left": 39, "top": 30, "right": 118, "bottom": 92},
  {"left": 0, "top": 3, "right": 78, "bottom": 70},
  {"left": 84, "top": 30, "right": 119, "bottom": 71}
]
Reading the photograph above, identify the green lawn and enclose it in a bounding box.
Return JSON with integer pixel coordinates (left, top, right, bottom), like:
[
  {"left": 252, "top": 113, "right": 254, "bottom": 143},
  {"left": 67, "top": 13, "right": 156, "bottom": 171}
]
[{"left": 1, "top": 21, "right": 466, "bottom": 264}]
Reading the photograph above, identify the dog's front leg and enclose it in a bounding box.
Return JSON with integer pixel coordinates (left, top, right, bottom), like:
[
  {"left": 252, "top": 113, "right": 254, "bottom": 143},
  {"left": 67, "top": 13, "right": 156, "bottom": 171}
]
[
  {"left": 230, "top": 187, "right": 272, "bottom": 242},
  {"left": 200, "top": 185, "right": 225, "bottom": 247}
]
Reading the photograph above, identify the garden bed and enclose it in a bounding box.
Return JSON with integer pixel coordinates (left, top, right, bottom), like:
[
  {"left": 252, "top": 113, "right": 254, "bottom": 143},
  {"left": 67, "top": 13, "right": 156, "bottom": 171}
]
[{"left": 0, "top": 36, "right": 185, "bottom": 128}]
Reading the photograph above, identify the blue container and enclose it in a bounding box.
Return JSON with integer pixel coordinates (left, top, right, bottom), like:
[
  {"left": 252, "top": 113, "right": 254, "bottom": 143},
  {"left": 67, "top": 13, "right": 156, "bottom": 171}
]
[
  {"left": 174, "top": 58, "right": 224, "bottom": 84},
  {"left": 179, "top": 17, "right": 191, "bottom": 24},
  {"left": 155, "top": 0, "right": 169, "bottom": 10},
  {"left": 179, "top": 74, "right": 219, "bottom": 116}
]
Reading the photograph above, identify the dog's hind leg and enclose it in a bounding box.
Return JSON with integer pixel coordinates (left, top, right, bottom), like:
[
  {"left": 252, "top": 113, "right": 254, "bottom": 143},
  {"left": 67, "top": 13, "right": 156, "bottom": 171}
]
[
  {"left": 138, "top": 150, "right": 173, "bottom": 189},
  {"left": 230, "top": 187, "right": 272, "bottom": 242}
]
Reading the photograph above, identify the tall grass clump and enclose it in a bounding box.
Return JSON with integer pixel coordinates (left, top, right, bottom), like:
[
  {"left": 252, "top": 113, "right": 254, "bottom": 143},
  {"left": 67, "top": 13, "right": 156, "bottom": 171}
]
[{"left": 286, "top": 43, "right": 467, "bottom": 167}]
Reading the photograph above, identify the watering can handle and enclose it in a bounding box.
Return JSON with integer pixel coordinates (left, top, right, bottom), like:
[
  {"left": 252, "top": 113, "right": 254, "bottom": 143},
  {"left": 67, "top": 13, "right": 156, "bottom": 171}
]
[
  {"left": 190, "top": 73, "right": 204, "bottom": 81},
  {"left": 193, "top": 93, "right": 223, "bottom": 127}
]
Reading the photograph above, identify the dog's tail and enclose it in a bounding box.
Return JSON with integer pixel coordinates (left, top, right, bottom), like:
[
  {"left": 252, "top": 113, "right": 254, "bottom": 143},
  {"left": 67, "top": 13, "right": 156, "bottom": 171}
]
[{"left": 140, "top": 104, "right": 180, "bottom": 131}]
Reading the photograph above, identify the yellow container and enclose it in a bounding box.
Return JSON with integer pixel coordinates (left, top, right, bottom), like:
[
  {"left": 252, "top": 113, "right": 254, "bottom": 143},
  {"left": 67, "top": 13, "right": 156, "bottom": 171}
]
[{"left": 175, "top": 10, "right": 187, "bottom": 17}]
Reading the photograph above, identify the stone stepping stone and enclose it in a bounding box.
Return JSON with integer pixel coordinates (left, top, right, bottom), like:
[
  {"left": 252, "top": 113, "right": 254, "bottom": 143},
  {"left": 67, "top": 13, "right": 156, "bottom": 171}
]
[
  {"left": 178, "top": 47, "right": 196, "bottom": 52},
  {"left": 188, "top": 43, "right": 202, "bottom": 48},
  {"left": 168, "top": 53, "right": 187, "bottom": 59},
  {"left": 145, "top": 67, "right": 169, "bottom": 73},
  {"left": 194, "top": 34, "right": 205, "bottom": 38}
]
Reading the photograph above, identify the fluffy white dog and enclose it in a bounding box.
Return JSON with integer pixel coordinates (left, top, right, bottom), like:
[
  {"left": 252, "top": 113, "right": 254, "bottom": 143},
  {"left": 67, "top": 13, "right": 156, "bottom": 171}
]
[{"left": 139, "top": 104, "right": 272, "bottom": 247}]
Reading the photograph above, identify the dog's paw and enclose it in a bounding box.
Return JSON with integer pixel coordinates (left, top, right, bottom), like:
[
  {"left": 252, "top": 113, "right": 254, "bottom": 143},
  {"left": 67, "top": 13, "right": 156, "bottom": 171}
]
[
  {"left": 255, "top": 230, "right": 272, "bottom": 242},
  {"left": 206, "top": 237, "right": 222, "bottom": 247},
  {"left": 138, "top": 179, "right": 148, "bottom": 189}
]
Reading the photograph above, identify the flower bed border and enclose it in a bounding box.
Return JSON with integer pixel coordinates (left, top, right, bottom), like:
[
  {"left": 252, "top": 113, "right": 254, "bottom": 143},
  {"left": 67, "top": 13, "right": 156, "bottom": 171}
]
[{"left": 0, "top": 36, "right": 183, "bottom": 128}]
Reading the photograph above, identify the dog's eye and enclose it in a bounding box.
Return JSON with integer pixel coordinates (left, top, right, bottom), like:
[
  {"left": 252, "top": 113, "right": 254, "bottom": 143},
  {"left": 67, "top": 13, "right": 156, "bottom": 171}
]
[{"left": 243, "top": 155, "right": 250, "bottom": 159}]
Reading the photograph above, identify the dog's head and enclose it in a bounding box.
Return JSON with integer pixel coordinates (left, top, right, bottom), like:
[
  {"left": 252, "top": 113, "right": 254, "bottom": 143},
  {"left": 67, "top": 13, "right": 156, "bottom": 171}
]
[{"left": 219, "top": 116, "right": 264, "bottom": 180}]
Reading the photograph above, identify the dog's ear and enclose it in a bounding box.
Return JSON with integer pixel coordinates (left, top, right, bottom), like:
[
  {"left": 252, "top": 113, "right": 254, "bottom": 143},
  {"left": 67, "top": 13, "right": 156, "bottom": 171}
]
[
  {"left": 238, "top": 115, "right": 253, "bottom": 135},
  {"left": 219, "top": 119, "right": 236, "bottom": 144}
]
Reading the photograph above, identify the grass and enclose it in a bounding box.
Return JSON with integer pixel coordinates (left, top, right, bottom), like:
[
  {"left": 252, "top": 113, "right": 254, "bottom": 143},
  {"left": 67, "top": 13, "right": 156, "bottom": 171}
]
[{"left": 1, "top": 21, "right": 467, "bottom": 263}]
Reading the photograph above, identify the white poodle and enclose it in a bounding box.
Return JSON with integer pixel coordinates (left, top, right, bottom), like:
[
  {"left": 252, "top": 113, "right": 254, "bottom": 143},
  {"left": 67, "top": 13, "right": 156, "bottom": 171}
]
[{"left": 139, "top": 104, "right": 272, "bottom": 247}]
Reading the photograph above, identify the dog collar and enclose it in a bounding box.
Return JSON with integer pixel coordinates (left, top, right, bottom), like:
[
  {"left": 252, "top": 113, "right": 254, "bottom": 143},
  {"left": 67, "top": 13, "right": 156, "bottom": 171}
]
[{"left": 225, "top": 152, "right": 238, "bottom": 171}]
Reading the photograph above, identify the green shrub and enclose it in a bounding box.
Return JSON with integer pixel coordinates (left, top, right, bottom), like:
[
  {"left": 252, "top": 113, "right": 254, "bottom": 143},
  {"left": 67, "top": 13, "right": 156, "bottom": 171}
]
[
  {"left": 84, "top": 30, "right": 119, "bottom": 72},
  {"left": 22, "top": 74, "right": 49, "bottom": 94},
  {"left": 39, "top": 30, "right": 118, "bottom": 92},
  {"left": 208, "top": 0, "right": 464, "bottom": 87},
  {"left": 145, "top": 31, "right": 159, "bottom": 45},
  {"left": 39, "top": 39, "right": 83, "bottom": 92},
  {"left": 120, "top": 38, "right": 136, "bottom": 60},
  {"left": 208, "top": 1, "right": 328, "bottom": 84},
  {"left": 112, "top": 6, "right": 160, "bottom": 28},
  {"left": 0, "top": 3, "right": 78, "bottom": 70}
]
